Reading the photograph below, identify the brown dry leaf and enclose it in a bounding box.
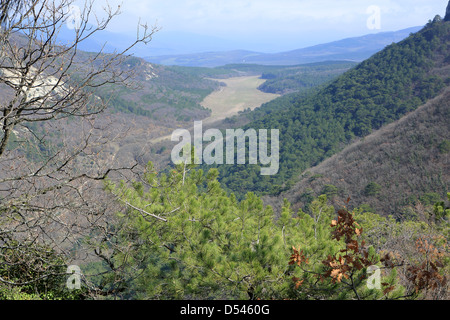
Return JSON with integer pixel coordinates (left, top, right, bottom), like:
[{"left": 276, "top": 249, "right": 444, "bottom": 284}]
[
  {"left": 383, "top": 284, "right": 395, "bottom": 295},
  {"left": 295, "top": 279, "right": 304, "bottom": 289},
  {"left": 331, "top": 269, "right": 341, "bottom": 278}
]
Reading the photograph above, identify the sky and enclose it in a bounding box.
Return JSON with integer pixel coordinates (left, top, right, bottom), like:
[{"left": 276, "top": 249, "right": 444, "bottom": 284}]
[{"left": 84, "top": 0, "right": 449, "bottom": 54}]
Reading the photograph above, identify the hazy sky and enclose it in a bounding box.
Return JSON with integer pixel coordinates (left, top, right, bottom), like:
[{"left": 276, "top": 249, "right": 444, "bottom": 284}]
[{"left": 87, "top": 0, "right": 449, "bottom": 53}]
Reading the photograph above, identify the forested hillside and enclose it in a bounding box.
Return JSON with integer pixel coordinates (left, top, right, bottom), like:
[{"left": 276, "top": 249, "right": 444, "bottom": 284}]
[
  {"left": 2, "top": 33, "right": 221, "bottom": 124},
  {"left": 213, "top": 17, "right": 450, "bottom": 199},
  {"left": 167, "top": 61, "right": 357, "bottom": 95},
  {"left": 264, "top": 87, "right": 450, "bottom": 217},
  {"left": 91, "top": 57, "right": 219, "bottom": 123},
  {"left": 257, "top": 61, "right": 357, "bottom": 95}
]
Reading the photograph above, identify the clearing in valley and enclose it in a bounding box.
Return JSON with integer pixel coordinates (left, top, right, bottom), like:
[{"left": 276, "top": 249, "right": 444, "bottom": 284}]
[
  {"left": 150, "top": 75, "right": 279, "bottom": 143},
  {"left": 201, "top": 75, "right": 280, "bottom": 123}
]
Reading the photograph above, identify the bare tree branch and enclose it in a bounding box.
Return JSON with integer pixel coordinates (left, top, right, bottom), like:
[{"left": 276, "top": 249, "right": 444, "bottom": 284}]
[{"left": 0, "top": 0, "right": 159, "bottom": 297}]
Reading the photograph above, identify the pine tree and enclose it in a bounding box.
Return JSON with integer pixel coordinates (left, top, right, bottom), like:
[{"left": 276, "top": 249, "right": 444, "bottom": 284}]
[
  {"left": 104, "top": 162, "right": 291, "bottom": 299},
  {"left": 101, "top": 163, "right": 448, "bottom": 300}
]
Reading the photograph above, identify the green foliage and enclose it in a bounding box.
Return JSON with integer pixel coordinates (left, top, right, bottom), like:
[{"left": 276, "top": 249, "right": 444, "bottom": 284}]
[
  {"left": 0, "top": 241, "right": 85, "bottom": 300},
  {"left": 433, "top": 192, "right": 450, "bottom": 222},
  {"left": 258, "top": 61, "right": 357, "bottom": 94},
  {"left": 291, "top": 202, "right": 448, "bottom": 300},
  {"left": 322, "top": 184, "right": 339, "bottom": 198},
  {"left": 105, "top": 162, "right": 292, "bottom": 299},
  {"left": 101, "top": 163, "right": 449, "bottom": 300},
  {"left": 290, "top": 206, "right": 390, "bottom": 300},
  {"left": 91, "top": 62, "right": 220, "bottom": 120},
  {"left": 6, "top": 122, "right": 61, "bottom": 163},
  {"left": 419, "top": 192, "right": 442, "bottom": 206},
  {"left": 364, "top": 182, "right": 382, "bottom": 196},
  {"left": 438, "top": 139, "right": 450, "bottom": 153}
]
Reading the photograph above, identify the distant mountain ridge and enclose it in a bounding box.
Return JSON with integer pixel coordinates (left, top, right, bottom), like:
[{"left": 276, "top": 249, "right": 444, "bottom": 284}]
[
  {"left": 145, "top": 26, "right": 422, "bottom": 67},
  {"left": 211, "top": 18, "right": 450, "bottom": 201}
]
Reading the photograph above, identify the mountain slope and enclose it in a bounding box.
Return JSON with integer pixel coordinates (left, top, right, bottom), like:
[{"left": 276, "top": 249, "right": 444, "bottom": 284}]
[
  {"left": 212, "top": 18, "right": 450, "bottom": 199},
  {"left": 264, "top": 87, "right": 450, "bottom": 217},
  {"left": 145, "top": 27, "right": 421, "bottom": 67},
  {"left": 0, "top": 32, "right": 230, "bottom": 171}
]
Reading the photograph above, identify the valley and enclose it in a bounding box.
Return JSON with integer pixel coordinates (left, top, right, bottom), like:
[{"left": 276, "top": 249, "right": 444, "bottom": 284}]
[
  {"left": 1, "top": 0, "right": 449, "bottom": 302},
  {"left": 200, "top": 75, "right": 280, "bottom": 123},
  {"left": 148, "top": 75, "right": 279, "bottom": 144}
]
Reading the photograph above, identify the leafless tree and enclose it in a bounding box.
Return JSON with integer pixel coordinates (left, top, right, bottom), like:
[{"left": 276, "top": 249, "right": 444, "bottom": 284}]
[{"left": 0, "top": 0, "right": 158, "bottom": 298}]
